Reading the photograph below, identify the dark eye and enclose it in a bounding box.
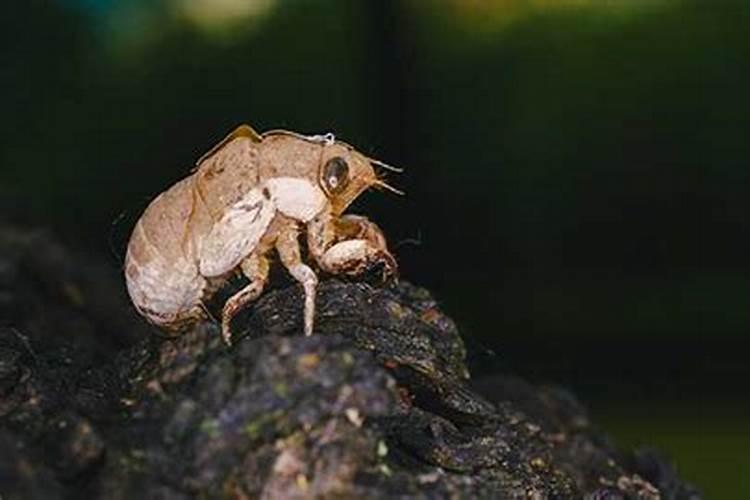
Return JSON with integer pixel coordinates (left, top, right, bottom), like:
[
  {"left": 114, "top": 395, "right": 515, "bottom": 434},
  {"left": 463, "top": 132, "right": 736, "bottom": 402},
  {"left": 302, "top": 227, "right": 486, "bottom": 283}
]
[{"left": 322, "top": 157, "right": 350, "bottom": 194}]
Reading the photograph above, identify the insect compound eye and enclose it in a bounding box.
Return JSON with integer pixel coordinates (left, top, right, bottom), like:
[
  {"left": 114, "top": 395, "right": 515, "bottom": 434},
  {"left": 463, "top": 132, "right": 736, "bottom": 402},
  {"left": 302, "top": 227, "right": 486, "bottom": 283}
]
[{"left": 322, "top": 156, "right": 350, "bottom": 195}]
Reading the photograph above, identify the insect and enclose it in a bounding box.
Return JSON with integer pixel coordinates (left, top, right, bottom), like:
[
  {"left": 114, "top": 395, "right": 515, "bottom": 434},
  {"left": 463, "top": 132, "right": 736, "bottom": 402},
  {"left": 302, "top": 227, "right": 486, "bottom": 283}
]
[{"left": 124, "top": 124, "right": 401, "bottom": 344}]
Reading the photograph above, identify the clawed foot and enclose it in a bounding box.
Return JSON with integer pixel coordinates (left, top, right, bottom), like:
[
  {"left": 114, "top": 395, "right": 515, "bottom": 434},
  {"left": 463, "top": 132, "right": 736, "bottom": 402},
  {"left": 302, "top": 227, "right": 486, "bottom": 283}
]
[
  {"left": 321, "top": 239, "right": 397, "bottom": 279},
  {"left": 321, "top": 216, "right": 397, "bottom": 281}
]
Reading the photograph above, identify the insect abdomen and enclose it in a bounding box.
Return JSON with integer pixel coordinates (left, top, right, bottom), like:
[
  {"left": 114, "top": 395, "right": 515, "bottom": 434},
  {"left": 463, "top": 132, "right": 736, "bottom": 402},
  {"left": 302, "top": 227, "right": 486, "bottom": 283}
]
[{"left": 125, "top": 176, "right": 208, "bottom": 328}]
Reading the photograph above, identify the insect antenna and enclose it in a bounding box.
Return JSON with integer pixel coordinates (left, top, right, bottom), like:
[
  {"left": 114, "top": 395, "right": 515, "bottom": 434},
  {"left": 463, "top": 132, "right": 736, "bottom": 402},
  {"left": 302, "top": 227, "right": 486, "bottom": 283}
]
[
  {"left": 373, "top": 178, "right": 405, "bottom": 196},
  {"left": 370, "top": 158, "right": 404, "bottom": 173},
  {"left": 369, "top": 157, "right": 405, "bottom": 195}
]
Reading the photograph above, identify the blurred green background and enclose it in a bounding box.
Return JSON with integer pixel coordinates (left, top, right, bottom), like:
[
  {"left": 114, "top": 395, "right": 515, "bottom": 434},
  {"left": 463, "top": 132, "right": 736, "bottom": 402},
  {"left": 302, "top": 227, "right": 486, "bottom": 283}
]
[{"left": 2, "top": 0, "right": 749, "bottom": 496}]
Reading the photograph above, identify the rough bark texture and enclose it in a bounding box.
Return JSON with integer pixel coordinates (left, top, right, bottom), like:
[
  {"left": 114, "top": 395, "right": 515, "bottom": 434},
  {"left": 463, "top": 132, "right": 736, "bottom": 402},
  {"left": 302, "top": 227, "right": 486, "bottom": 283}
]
[{"left": 0, "top": 227, "right": 700, "bottom": 499}]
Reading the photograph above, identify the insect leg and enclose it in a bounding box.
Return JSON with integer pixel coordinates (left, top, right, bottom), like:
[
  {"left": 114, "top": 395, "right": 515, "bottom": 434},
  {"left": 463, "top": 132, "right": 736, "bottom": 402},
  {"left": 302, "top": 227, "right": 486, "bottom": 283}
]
[
  {"left": 306, "top": 209, "right": 337, "bottom": 264},
  {"left": 309, "top": 212, "right": 397, "bottom": 279},
  {"left": 220, "top": 254, "right": 269, "bottom": 345},
  {"left": 276, "top": 222, "right": 318, "bottom": 336},
  {"left": 335, "top": 214, "right": 389, "bottom": 249}
]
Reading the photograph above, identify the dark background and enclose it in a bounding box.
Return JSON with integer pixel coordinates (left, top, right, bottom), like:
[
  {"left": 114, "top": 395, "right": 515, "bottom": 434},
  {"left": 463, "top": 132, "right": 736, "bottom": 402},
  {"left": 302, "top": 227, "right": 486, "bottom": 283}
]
[{"left": 2, "top": 1, "right": 748, "bottom": 496}]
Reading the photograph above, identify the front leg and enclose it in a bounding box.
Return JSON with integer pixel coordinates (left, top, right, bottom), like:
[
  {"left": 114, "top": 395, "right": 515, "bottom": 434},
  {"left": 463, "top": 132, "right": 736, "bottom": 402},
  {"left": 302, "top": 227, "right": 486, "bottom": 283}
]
[
  {"left": 308, "top": 211, "right": 397, "bottom": 280},
  {"left": 276, "top": 220, "right": 318, "bottom": 336},
  {"left": 335, "top": 214, "right": 390, "bottom": 250}
]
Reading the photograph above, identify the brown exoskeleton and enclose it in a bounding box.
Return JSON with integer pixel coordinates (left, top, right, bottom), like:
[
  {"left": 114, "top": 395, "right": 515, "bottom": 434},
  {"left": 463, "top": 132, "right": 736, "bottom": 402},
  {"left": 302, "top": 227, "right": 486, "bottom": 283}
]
[{"left": 125, "top": 124, "right": 400, "bottom": 344}]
